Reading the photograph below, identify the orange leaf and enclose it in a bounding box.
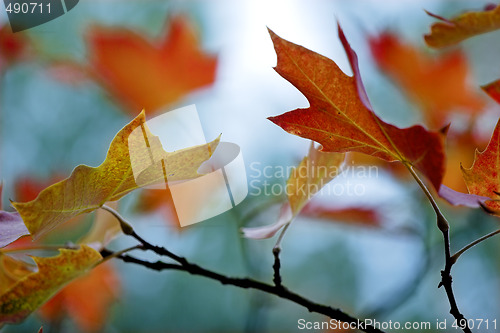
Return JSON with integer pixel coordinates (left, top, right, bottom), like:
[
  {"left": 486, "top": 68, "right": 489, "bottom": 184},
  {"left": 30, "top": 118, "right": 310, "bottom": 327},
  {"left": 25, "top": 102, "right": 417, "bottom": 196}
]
[
  {"left": 300, "top": 203, "right": 381, "bottom": 227},
  {"left": 424, "top": 4, "right": 500, "bottom": 48},
  {"left": 268, "top": 26, "right": 446, "bottom": 190},
  {"left": 482, "top": 79, "right": 500, "bottom": 104},
  {"left": 38, "top": 262, "right": 120, "bottom": 333},
  {"left": 88, "top": 16, "right": 217, "bottom": 115},
  {"left": 136, "top": 188, "right": 180, "bottom": 230},
  {"left": 369, "top": 32, "right": 484, "bottom": 128},
  {"left": 14, "top": 175, "right": 65, "bottom": 203},
  {"left": 461, "top": 118, "right": 500, "bottom": 214}
]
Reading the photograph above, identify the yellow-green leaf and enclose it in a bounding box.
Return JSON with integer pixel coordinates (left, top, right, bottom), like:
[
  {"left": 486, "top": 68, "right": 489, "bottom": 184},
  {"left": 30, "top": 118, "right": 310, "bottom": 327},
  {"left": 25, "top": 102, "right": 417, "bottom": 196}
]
[
  {"left": 12, "top": 111, "right": 219, "bottom": 238},
  {"left": 242, "top": 144, "right": 344, "bottom": 239},
  {"left": 0, "top": 245, "right": 102, "bottom": 326},
  {"left": 287, "top": 144, "right": 344, "bottom": 215}
]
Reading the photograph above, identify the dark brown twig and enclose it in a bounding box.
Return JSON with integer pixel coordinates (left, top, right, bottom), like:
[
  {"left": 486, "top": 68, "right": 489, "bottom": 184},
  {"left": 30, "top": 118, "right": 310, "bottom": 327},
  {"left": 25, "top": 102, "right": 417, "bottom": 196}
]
[
  {"left": 405, "top": 166, "right": 471, "bottom": 333},
  {"left": 116, "top": 253, "right": 386, "bottom": 333}
]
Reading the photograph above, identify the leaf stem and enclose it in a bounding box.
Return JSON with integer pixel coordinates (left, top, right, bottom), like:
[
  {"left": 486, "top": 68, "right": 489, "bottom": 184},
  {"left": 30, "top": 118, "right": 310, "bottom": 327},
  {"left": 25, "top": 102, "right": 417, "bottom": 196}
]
[
  {"left": 452, "top": 228, "right": 500, "bottom": 263},
  {"left": 101, "top": 204, "right": 135, "bottom": 235},
  {"left": 405, "top": 165, "right": 448, "bottom": 232}
]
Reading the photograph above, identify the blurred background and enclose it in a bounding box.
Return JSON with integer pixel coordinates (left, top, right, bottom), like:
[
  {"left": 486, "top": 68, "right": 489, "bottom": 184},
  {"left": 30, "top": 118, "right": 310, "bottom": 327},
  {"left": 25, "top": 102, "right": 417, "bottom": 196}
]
[{"left": 1, "top": 0, "right": 500, "bottom": 332}]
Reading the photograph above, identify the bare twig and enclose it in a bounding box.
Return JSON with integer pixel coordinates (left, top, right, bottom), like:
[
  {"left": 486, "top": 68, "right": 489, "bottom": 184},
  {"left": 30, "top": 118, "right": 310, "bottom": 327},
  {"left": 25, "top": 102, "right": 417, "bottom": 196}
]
[
  {"left": 116, "top": 253, "right": 386, "bottom": 333},
  {"left": 405, "top": 165, "right": 471, "bottom": 333},
  {"left": 100, "top": 206, "right": 385, "bottom": 333},
  {"left": 272, "top": 246, "right": 283, "bottom": 288},
  {"left": 452, "top": 228, "right": 500, "bottom": 263}
]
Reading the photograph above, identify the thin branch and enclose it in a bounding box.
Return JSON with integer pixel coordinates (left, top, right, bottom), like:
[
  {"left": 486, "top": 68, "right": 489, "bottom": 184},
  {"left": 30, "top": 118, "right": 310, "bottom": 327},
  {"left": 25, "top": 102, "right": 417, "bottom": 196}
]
[
  {"left": 439, "top": 231, "right": 471, "bottom": 333},
  {"left": 102, "top": 204, "right": 384, "bottom": 332},
  {"left": 96, "top": 244, "right": 143, "bottom": 267},
  {"left": 101, "top": 204, "right": 185, "bottom": 265},
  {"left": 272, "top": 246, "right": 283, "bottom": 288},
  {"left": 404, "top": 165, "right": 471, "bottom": 333},
  {"left": 452, "top": 228, "right": 500, "bottom": 263},
  {"left": 116, "top": 253, "right": 386, "bottom": 333}
]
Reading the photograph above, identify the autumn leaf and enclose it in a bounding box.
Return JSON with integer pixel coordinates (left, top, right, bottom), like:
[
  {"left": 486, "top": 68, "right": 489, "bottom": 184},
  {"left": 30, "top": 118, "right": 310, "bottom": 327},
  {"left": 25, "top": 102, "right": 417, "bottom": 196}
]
[
  {"left": 438, "top": 185, "right": 489, "bottom": 208},
  {"left": 0, "top": 211, "right": 29, "bottom": 248},
  {"left": 482, "top": 79, "right": 500, "bottom": 104},
  {"left": 369, "top": 32, "right": 484, "bottom": 128},
  {"left": 424, "top": 4, "right": 500, "bottom": 48},
  {"left": 12, "top": 111, "right": 220, "bottom": 239},
  {"left": 88, "top": 16, "right": 217, "bottom": 115},
  {"left": 0, "top": 24, "right": 29, "bottom": 71},
  {"left": 242, "top": 143, "right": 344, "bottom": 239},
  {"left": 461, "top": 118, "right": 500, "bottom": 214},
  {"left": 136, "top": 188, "right": 180, "bottom": 230},
  {"left": 0, "top": 245, "right": 102, "bottom": 326},
  {"left": 287, "top": 145, "right": 345, "bottom": 215},
  {"left": 38, "top": 261, "right": 119, "bottom": 333},
  {"left": 79, "top": 202, "right": 121, "bottom": 250},
  {"left": 268, "top": 26, "right": 447, "bottom": 191},
  {"left": 300, "top": 203, "right": 381, "bottom": 227},
  {"left": 0, "top": 252, "right": 35, "bottom": 296}
]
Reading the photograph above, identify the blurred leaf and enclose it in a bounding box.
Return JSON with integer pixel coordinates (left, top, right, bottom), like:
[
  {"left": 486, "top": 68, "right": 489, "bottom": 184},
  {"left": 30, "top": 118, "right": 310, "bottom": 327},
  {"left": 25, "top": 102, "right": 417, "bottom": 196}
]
[
  {"left": 14, "top": 175, "right": 66, "bottom": 203},
  {"left": 0, "top": 211, "right": 29, "bottom": 248},
  {"left": 425, "top": 4, "right": 500, "bottom": 48},
  {"left": 79, "top": 202, "right": 121, "bottom": 250},
  {"left": 482, "top": 79, "right": 500, "bottom": 104},
  {"left": 300, "top": 203, "right": 381, "bottom": 227},
  {"left": 12, "top": 111, "right": 220, "bottom": 239},
  {"left": 439, "top": 184, "right": 489, "bottom": 208},
  {"left": 461, "top": 118, "right": 500, "bottom": 214},
  {"left": 369, "top": 32, "right": 484, "bottom": 128},
  {"left": 88, "top": 16, "right": 217, "bottom": 115},
  {"left": 287, "top": 144, "right": 344, "bottom": 215},
  {"left": 0, "top": 24, "right": 29, "bottom": 70},
  {"left": 0, "top": 245, "right": 102, "bottom": 327},
  {"left": 267, "top": 26, "right": 446, "bottom": 191},
  {"left": 241, "top": 202, "right": 292, "bottom": 239},
  {"left": 38, "top": 261, "right": 120, "bottom": 333},
  {"left": 136, "top": 188, "right": 180, "bottom": 230},
  {"left": 46, "top": 61, "right": 89, "bottom": 86},
  {"left": 242, "top": 144, "right": 344, "bottom": 239}
]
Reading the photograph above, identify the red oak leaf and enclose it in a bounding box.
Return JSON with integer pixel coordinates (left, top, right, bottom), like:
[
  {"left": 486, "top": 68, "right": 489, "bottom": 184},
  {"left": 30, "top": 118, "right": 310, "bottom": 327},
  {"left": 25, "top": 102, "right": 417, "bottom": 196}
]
[
  {"left": 461, "top": 118, "right": 500, "bottom": 214},
  {"left": 268, "top": 25, "right": 447, "bottom": 191}
]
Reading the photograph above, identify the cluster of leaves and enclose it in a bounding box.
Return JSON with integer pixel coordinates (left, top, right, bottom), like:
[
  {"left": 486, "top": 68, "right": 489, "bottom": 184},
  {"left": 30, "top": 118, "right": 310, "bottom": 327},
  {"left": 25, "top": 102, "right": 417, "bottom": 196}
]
[{"left": 1, "top": 3, "right": 500, "bottom": 333}]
